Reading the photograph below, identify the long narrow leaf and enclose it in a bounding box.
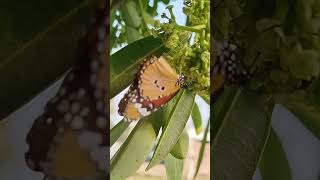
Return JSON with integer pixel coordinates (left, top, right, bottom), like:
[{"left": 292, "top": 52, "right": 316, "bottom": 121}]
[
  {"left": 164, "top": 93, "right": 190, "bottom": 159},
  {"left": 110, "top": 119, "right": 130, "bottom": 146},
  {"left": 110, "top": 108, "right": 164, "bottom": 179},
  {"left": 212, "top": 91, "right": 274, "bottom": 180},
  {"left": 259, "top": 128, "right": 292, "bottom": 180},
  {"left": 121, "top": 0, "right": 143, "bottom": 43},
  {"left": 163, "top": 92, "right": 183, "bottom": 126},
  {"left": 146, "top": 90, "right": 195, "bottom": 170},
  {"left": 194, "top": 120, "right": 210, "bottom": 178},
  {"left": 121, "top": 0, "right": 141, "bottom": 28},
  {"left": 164, "top": 154, "right": 184, "bottom": 180},
  {"left": 191, "top": 102, "right": 203, "bottom": 135}
]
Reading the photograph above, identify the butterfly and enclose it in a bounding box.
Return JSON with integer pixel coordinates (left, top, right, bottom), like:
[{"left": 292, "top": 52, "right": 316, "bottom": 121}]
[
  {"left": 212, "top": 41, "right": 249, "bottom": 97},
  {"left": 118, "top": 55, "right": 186, "bottom": 121},
  {"left": 25, "top": 3, "right": 108, "bottom": 180}
]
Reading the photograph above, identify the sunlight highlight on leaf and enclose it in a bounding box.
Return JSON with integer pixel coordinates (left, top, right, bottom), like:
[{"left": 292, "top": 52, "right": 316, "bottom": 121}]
[{"left": 110, "top": 119, "right": 130, "bottom": 146}]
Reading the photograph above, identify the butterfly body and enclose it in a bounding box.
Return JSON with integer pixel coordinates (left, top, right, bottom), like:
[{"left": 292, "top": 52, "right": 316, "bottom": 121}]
[{"left": 118, "top": 55, "right": 185, "bottom": 121}]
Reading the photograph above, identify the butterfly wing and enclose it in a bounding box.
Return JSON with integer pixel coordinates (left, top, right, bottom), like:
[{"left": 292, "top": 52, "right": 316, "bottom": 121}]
[
  {"left": 118, "top": 56, "right": 182, "bottom": 121},
  {"left": 212, "top": 64, "right": 226, "bottom": 95},
  {"left": 140, "top": 56, "right": 180, "bottom": 100},
  {"left": 118, "top": 85, "right": 143, "bottom": 121},
  {"left": 25, "top": 4, "right": 108, "bottom": 179}
]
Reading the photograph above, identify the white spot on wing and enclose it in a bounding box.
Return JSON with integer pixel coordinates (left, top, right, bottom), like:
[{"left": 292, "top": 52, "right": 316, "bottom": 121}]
[
  {"left": 71, "top": 116, "right": 84, "bottom": 129},
  {"left": 134, "top": 103, "right": 142, "bottom": 108},
  {"left": 96, "top": 117, "right": 107, "bottom": 129}
]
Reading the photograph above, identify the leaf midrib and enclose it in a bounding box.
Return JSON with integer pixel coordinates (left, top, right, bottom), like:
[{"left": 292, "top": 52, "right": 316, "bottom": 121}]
[{"left": 166, "top": 90, "right": 187, "bottom": 131}]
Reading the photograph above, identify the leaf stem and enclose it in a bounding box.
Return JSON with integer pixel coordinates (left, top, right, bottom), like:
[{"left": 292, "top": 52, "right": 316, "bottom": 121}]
[
  {"left": 166, "top": 5, "right": 176, "bottom": 22},
  {"left": 175, "top": 24, "right": 206, "bottom": 33},
  {"left": 200, "top": 29, "right": 205, "bottom": 48}
]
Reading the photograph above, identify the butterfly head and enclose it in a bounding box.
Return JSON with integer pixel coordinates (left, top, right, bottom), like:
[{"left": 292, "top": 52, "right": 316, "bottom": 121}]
[{"left": 177, "top": 75, "right": 187, "bottom": 88}]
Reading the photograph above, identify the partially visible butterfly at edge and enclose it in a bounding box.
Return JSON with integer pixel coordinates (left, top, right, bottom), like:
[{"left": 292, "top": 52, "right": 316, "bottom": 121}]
[
  {"left": 118, "top": 55, "right": 186, "bottom": 121},
  {"left": 212, "top": 41, "right": 249, "bottom": 100},
  {"left": 25, "top": 3, "right": 108, "bottom": 180}
]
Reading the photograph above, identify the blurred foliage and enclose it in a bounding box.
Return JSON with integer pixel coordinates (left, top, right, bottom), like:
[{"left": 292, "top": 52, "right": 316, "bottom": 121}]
[
  {"left": 0, "top": 0, "right": 99, "bottom": 120},
  {"left": 110, "top": 0, "right": 167, "bottom": 48},
  {"left": 212, "top": 90, "right": 274, "bottom": 180},
  {"left": 213, "top": 0, "right": 320, "bottom": 95},
  {"left": 213, "top": 0, "right": 320, "bottom": 179}
]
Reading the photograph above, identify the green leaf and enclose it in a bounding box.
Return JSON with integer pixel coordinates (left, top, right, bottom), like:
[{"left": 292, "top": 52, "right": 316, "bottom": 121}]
[
  {"left": 256, "top": 18, "right": 280, "bottom": 33},
  {"left": 225, "top": 0, "right": 242, "bottom": 17},
  {"left": 146, "top": 2, "right": 158, "bottom": 17},
  {"left": 165, "top": 94, "right": 189, "bottom": 159},
  {"left": 110, "top": 119, "right": 130, "bottom": 146},
  {"left": 212, "top": 87, "right": 240, "bottom": 140},
  {"left": 163, "top": 95, "right": 177, "bottom": 125},
  {"left": 260, "top": 128, "right": 292, "bottom": 180},
  {"left": 200, "top": 94, "right": 210, "bottom": 105},
  {"left": 164, "top": 154, "right": 184, "bottom": 180},
  {"left": 191, "top": 102, "right": 203, "bottom": 135},
  {"left": 126, "top": 26, "right": 143, "bottom": 44},
  {"left": 170, "top": 127, "right": 189, "bottom": 159},
  {"left": 246, "top": 0, "right": 277, "bottom": 19},
  {"left": 212, "top": 5, "right": 231, "bottom": 39},
  {"left": 212, "top": 91, "right": 274, "bottom": 180},
  {"left": 146, "top": 90, "right": 195, "bottom": 170},
  {"left": 284, "top": 49, "right": 320, "bottom": 80},
  {"left": 0, "top": 0, "right": 99, "bottom": 119},
  {"left": 110, "top": 36, "right": 166, "bottom": 98},
  {"left": 110, "top": 108, "right": 164, "bottom": 179},
  {"left": 194, "top": 120, "right": 210, "bottom": 179},
  {"left": 274, "top": 0, "right": 289, "bottom": 21},
  {"left": 161, "top": 0, "right": 170, "bottom": 4},
  {"left": 121, "top": 0, "right": 141, "bottom": 28},
  {"left": 283, "top": 2, "right": 296, "bottom": 35}
]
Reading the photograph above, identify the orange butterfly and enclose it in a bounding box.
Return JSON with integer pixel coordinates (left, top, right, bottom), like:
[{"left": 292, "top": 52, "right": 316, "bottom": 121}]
[
  {"left": 118, "top": 55, "right": 186, "bottom": 121},
  {"left": 25, "top": 3, "right": 108, "bottom": 180}
]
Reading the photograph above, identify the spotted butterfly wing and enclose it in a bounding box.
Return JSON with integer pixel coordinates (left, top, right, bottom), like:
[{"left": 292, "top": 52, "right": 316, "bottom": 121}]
[
  {"left": 118, "top": 55, "right": 185, "bottom": 121},
  {"left": 25, "top": 3, "right": 108, "bottom": 180},
  {"left": 212, "top": 41, "right": 249, "bottom": 98}
]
